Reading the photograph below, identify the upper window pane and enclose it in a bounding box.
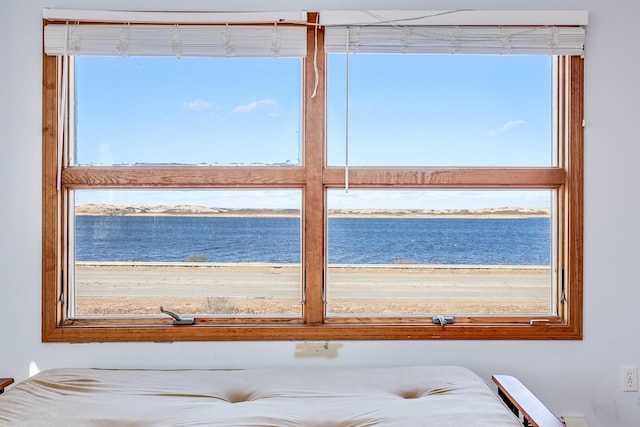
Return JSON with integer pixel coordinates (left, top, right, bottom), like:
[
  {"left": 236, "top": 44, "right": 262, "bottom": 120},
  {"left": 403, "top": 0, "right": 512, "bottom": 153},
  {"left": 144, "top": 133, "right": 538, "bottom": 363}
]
[
  {"left": 73, "top": 56, "right": 302, "bottom": 166},
  {"left": 327, "top": 54, "right": 554, "bottom": 167}
]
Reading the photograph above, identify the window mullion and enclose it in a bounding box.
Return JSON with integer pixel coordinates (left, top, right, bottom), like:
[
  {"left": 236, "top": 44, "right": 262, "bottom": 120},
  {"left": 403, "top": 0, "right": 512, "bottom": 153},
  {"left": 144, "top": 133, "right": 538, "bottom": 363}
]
[{"left": 302, "top": 14, "right": 326, "bottom": 324}]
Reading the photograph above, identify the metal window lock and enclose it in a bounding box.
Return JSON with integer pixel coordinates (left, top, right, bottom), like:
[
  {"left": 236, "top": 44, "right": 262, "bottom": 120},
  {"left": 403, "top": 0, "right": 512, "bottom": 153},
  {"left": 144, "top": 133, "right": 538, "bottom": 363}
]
[
  {"left": 160, "top": 306, "right": 195, "bottom": 325},
  {"left": 432, "top": 315, "right": 454, "bottom": 327}
]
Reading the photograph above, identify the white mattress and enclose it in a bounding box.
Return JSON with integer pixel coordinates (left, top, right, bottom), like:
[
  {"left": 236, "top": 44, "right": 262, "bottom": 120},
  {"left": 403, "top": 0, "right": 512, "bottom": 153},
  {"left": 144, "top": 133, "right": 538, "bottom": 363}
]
[{"left": 0, "top": 365, "right": 522, "bottom": 426}]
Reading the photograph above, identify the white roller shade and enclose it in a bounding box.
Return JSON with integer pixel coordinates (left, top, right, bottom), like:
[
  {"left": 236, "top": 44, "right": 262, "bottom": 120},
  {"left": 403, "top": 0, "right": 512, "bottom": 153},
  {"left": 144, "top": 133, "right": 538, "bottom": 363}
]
[
  {"left": 45, "top": 24, "right": 307, "bottom": 57},
  {"left": 322, "top": 10, "right": 586, "bottom": 56},
  {"left": 43, "top": 9, "right": 308, "bottom": 57},
  {"left": 325, "top": 26, "right": 585, "bottom": 56}
]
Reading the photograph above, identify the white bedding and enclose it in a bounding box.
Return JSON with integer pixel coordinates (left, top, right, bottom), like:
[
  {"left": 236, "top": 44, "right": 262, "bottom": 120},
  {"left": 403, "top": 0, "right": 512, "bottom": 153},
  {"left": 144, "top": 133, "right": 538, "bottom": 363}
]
[{"left": 0, "top": 365, "right": 522, "bottom": 426}]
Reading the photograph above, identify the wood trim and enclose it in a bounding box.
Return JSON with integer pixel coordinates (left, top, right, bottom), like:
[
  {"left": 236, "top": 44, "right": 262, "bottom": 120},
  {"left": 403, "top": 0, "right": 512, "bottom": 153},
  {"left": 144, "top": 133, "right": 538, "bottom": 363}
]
[
  {"left": 42, "top": 52, "right": 62, "bottom": 341},
  {"left": 323, "top": 316, "right": 563, "bottom": 325},
  {"left": 323, "top": 167, "right": 566, "bottom": 187},
  {"left": 62, "top": 166, "right": 306, "bottom": 188},
  {"left": 65, "top": 317, "right": 305, "bottom": 327},
  {"left": 565, "top": 55, "right": 584, "bottom": 338},
  {"left": 492, "top": 375, "right": 565, "bottom": 427},
  {"left": 63, "top": 313, "right": 562, "bottom": 326},
  {"left": 42, "top": 322, "right": 583, "bottom": 342}
]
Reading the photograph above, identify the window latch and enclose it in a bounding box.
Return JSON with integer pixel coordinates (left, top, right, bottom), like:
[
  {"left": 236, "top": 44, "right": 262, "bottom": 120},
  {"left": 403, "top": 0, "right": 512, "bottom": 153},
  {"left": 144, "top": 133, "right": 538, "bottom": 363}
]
[
  {"left": 432, "top": 315, "right": 454, "bottom": 327},
  {"left": 160, "top": 306, "right": 195, "bottom": 325}
]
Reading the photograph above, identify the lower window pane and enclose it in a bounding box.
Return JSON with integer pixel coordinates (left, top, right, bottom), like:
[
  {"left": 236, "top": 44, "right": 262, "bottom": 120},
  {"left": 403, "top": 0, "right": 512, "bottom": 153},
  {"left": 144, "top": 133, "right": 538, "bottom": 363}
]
[
  {"left": 326, "top": 190, "right": 555, "bottom": 316},
  {"left": 72, "top": 190, "right": 302, "bottom": 317}
]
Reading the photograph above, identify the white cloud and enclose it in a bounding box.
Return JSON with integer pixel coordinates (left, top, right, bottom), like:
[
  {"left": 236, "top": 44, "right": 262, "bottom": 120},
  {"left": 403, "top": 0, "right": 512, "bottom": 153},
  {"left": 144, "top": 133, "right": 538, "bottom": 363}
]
[
  {"left": 232, "top": 99, "right": 275, "bottom": 113},
  {"left": 183, "top": 99, "right": 214, "bottom": 111},
  {"left": 500, "top": 120, "right": 526, "bottom": 132},
  {"left": 489, "top": 119, "right": 526, "bottom": 137}
]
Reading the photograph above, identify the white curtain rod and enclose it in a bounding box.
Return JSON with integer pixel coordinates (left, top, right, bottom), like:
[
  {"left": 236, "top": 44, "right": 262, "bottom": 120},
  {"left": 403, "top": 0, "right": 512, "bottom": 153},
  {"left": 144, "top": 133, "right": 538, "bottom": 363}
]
[{"left": 43, "top": 9, "right": 308, "bottom": 24}]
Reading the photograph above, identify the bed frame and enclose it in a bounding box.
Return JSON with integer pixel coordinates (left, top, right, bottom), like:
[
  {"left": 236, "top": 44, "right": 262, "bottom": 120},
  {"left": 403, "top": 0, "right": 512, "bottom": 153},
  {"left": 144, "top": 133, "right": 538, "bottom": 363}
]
[
  {"left": 493, "top": 375, "right": 565, "bottom": 427},
  {"left": 1, "top": 368, "right": 564, "bottom": 426}
]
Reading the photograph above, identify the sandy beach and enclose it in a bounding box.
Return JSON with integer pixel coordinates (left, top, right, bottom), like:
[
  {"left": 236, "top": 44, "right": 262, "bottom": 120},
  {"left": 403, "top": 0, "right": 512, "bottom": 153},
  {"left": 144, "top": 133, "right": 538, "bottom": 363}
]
[{"left": 75, "top": 263, "right": 552, "bottom": 316}]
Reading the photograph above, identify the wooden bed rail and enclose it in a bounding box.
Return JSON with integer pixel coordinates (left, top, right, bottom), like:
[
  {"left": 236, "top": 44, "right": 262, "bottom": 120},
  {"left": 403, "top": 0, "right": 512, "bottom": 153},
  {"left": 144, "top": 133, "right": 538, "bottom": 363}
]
[
  {"left": 0, "top": 378, "right": 14, "bottom": 394},
  {"left": 492, "top": 375, "right": 565, "bottom": 427}
]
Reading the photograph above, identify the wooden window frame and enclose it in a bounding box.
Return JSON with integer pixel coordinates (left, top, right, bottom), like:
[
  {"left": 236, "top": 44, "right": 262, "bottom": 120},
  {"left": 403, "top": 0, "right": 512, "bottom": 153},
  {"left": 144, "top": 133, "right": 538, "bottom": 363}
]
[{"left": 42, "top": 15, "right": 583, "bottom": 342}]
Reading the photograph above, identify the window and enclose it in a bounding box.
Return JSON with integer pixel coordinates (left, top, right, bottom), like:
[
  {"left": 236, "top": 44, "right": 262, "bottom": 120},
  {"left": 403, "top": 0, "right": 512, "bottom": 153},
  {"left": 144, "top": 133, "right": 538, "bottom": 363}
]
[{"left": 42, "top": 10, "right": 585, "bottom": 342}]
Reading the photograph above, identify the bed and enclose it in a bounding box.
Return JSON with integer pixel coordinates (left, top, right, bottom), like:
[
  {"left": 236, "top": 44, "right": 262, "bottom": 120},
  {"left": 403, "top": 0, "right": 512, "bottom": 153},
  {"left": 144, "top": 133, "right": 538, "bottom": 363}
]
[{"left": 0, "top": 365, "right": 562, "bottom": 426}]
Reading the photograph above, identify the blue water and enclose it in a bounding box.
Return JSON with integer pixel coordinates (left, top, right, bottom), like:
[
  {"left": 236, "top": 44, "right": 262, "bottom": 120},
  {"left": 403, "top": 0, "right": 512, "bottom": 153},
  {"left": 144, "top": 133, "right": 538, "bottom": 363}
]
[{"left": 75, "top": 216, "right": 550, "bottom": 265}]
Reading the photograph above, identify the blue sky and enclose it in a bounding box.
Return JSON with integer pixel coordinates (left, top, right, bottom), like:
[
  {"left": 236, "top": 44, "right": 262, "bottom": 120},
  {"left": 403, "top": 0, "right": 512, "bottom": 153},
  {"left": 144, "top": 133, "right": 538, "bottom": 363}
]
[
  {"left": 327, "top": 54, "right": 552, "bottom": 167},
  {"left": 75, "top": 56, "right": 302, "bottom": 167},
  {"left": 74, "top": 53, "right": 553, "bottom": 210}
]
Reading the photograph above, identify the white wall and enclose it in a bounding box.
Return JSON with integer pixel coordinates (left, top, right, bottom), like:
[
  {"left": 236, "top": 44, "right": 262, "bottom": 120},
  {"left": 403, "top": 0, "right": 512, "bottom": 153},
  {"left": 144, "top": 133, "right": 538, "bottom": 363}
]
[{"left": 1, "top": 1, "right": 638, "bottom": 426}]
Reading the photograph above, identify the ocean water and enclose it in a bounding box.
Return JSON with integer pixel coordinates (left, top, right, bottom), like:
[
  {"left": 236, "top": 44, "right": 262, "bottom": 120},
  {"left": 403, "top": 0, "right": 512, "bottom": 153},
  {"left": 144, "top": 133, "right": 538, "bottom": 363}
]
[{"left": 75, "top": 216, "right": 550, "bottom": 265}]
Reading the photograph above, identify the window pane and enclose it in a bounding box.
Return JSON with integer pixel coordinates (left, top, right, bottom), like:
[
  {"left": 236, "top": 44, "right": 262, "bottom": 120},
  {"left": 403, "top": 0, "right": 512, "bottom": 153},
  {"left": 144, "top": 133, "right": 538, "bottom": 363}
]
[
  {"left": 326, "top": 189, "right": 555, "bottom": 316},
  {"left": 72, "top": 190, "right": 302, "bottom": 317},
  {"left": 74, "top": 56, "right": 302, "bottom": 166},
  {"left": 327, "top": 54, "right": 553, "bottom": 167}
]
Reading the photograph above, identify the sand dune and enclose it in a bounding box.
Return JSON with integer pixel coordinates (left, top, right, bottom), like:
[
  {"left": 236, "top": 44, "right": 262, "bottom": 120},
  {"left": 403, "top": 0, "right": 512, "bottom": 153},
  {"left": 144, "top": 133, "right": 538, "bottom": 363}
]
[{"left": 76, "top": 204, "right": 550, "bottom": 218}]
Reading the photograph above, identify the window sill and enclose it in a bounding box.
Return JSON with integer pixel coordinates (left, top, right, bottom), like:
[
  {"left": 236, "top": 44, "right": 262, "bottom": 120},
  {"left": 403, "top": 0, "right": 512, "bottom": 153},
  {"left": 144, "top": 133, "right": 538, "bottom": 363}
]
[{"left": 43, "top": 321, "right": 582, "bottom": 342}]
